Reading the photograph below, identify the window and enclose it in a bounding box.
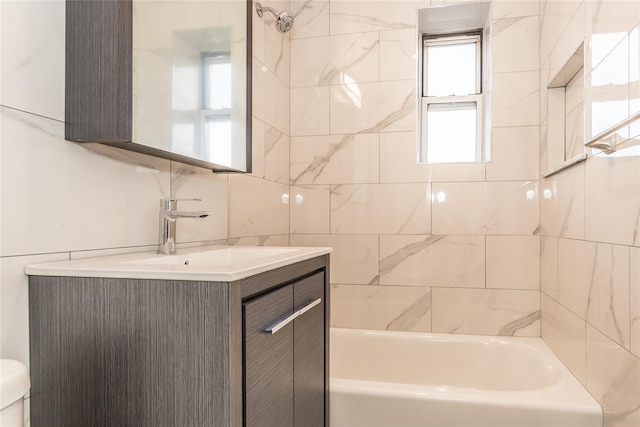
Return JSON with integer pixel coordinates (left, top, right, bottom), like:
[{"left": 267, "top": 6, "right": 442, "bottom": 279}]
[{"left": 420, "top": 32, "right": 484, "bottom": 163}]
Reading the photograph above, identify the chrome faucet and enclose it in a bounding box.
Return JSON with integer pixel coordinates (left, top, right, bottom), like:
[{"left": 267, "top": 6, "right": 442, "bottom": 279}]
[{"left": 158, "top": 199, "right": 212, "bottom": 255}]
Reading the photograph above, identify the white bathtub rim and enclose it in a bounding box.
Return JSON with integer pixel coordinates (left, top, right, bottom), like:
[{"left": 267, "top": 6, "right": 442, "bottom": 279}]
[{"left": 331, "top": 377, "right": 601, "bottom": 414}]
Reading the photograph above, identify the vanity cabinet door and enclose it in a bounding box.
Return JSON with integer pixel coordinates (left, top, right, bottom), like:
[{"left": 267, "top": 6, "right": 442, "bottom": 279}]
[
  {"left": 244, "top": 284, "right": 294, "bottom": 427},
  {"left": 293, "top": 273, "right": 325, "bottom": 427},
  {"left": 243, "top": 271, "right": 326, "bottom": 427}
]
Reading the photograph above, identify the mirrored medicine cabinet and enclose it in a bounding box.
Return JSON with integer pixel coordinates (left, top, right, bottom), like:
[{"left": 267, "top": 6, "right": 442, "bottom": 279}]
[{"left": 65, "top": 0, "right": 251, "bottom": 173}]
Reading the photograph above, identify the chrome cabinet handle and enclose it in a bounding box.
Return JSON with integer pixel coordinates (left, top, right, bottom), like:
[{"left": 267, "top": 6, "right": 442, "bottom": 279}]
[{"left": 264, "top": 298, "right": 322, "bottom": 334}]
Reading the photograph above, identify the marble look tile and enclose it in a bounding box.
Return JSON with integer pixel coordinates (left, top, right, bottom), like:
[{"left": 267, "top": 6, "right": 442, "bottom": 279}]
[
  {"left": 432, "top": 288, "right": 540, "bottom": 337},
  {"left": 379, "top": 235, "right": 485, "bottom": 288},
  {"left": 559, "top": 238, "right": 631, "bottom": 348},
  {"left": 586, "top": 325, "right": 640, "bottom": 427},
  {"left": 1, "top": 107, "right": 171, "bottom": 257},
  {"left": 426, "top": 163, "right": 486, "bottom": 183},
  {"left": 546, "top": 86, "right": 566, "bottom": 172},
  {"left": 586, "top": 0, "right": 640, "bottom": 75},
  {"left": 252, "top": 59, "right": 289, "bottom": 135},
  {"left": 380, "top": 28, "right": 416, "bottom": 81},
  {"left": 264, "top": 124, "right": 289, "bottom": 184},
  {"left": 486, "top": 126, "right": 539, "bottom": 181},
  {"left": 432, "top": 181, "right": 540, "bottom": 235},
  {"left": 228, "top": 174, "right": 289, "bottom": 238},
  {"left": 541, "top": 236, "right": 560, "bottom": 301},
  {"left": 0, "top": 0, "right": 65, "bottom": 121},
  {"left": 290, "top": 134, "right": 379, "bottom": 185},
  {"left": 585, "top": 154, "right": 640, "bottom": 247},
  {"left": 331, "top": 184, "right": 431, "bottom": 235},
  {"left": 259, "top": 234, "right": 290, "bottom": 247},
  {"left": 540, "top": 162, "right": 585, "bottom": 239},
  {"left": 228, "top": 236, "right": 260, "bottom": 246},
  {"left": 290, "top": 185, "right": 331, "bottom": 234},
  {"left": 289, "top": 0, "right": 330, "bottom": 39},
  {"left": 541, "top": 293, "right": 587, "bottom": 386},
  {"left": 1, "top": 253, "right": 69, "bottom": 365},
  {"left": 492, "top": 16, "right": 539, "bottom": 74},
  {"left": 486, "top": 235, "right": 540, "bottom": 290},
  {"left": 565, "top": 102, "right": 585, "bottom": 159},
  {"left": 329, "top": 0, "right": 425, "bottom": 35},
  {"left": 330, "top": 80, "right": 416, "bottom": 134},
  {"left": 252, "top": 0, "right": 266, "bottom": 63},
  {"left": 539, "top": 120, "right": 549, "bottom": 181},
  {"left": 290, "top": 32, "right": 379, "bottom": 88},
  {"left": 566, "top": 67, "right": 585, "bottom": 113},
  {"left": 547, "top": 2, "right": 585, "bottom": 83},
  {"left": 539, "top": 0, "right": 583, "bottom": 65},
  {"left": 290, "top": 234, "right": 379, "bottom": 285},
  {"left": 331, "top": 284, "right": 432, "bottom": 332},
  {"left": 250, "top": 117, "right": 266, "bottom": 178},
  {"left": 380, "top": 132, "right": 429, "bottom": 183},
  {"left": 290, "top": 86, "right": 330, "bottom": 136},
  {"left": 170, "top": 163, "right": 228, "bottom": 244},
  {"left": 539, "top": 59, "right": 550, "bottom": 122},
  {"left": 587, "top": 243, "right": 630, "bottom": 349},
  {"left": 492, "top": 71, "right": 539, "bottom": 127},
  {"left": 585, "top": 36, "right": 630, "bottom": 141},
  {"left": 631, "top": 26, "right": 640, "bottom": 140},
  {"left": 264, "top": 18, "right": 290, "bottom": 84},
  {"left": 632, "top": 247, "right": 640, "bottom": 358},
  {"left": 558, "top": 238, "right": 596, "bottom": 320},
  {"left": 493, "top": 1, "right": 539, "bottom": 19}
]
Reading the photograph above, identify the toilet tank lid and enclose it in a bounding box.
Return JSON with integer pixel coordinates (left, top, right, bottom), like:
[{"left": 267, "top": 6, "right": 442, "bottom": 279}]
[{"left": 0, "top": 359, "right": 30, "bottom": 411}]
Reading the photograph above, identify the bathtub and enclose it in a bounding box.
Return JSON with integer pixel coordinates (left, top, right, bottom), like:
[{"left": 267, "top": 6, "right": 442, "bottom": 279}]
[{"left": 330, "top": 328, "right": 602, "bottom": 427}]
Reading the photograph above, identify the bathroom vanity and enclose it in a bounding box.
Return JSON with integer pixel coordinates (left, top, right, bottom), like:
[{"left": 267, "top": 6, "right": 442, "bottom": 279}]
[{"left": 25, "top": 247, "right": 330, "bottom": 426}]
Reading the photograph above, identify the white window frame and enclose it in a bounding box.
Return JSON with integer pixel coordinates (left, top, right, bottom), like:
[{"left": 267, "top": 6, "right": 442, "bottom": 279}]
[{"left": 420, "top": 32, "right": 484, "bottom": 163}]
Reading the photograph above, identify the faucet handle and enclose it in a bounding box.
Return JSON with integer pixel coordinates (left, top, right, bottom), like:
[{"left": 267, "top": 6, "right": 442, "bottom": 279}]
[{"left": 160, "top": 198, "right": 202, "bottom": 209}]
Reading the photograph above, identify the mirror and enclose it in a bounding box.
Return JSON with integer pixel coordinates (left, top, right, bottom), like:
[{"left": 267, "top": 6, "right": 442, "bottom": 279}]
[
  {"left": 134, "top": 1, "right": 250, "bottom": 172},
  {"left": 65, "top": 0, "right": 251, "bottom": 173}
]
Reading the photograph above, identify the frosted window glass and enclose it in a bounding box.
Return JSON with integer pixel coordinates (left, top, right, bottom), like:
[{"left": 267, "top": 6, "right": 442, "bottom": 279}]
[
  {"left": 426, "top": 103, "right": 477, "bottom": 163},
  {"left": 426, "top": 42, "right": 477, "bottom": 96}
]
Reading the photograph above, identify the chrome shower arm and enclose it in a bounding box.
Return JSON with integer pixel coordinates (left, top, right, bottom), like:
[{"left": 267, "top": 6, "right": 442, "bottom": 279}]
[{"left": 255, "top": 3, "right": 278, "bottom": 19}]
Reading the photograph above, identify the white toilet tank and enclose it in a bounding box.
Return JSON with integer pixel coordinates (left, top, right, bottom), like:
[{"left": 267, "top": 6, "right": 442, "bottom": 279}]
[{"left": 0, "top": 359, "right": 30, "bottom": 426}]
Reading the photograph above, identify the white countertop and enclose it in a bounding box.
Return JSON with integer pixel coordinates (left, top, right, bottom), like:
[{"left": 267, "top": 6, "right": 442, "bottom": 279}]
[{"left": 25, "top": 245, "right": 332, "bottom": 282}]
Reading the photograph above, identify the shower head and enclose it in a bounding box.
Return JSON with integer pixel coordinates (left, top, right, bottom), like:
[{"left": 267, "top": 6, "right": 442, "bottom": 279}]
[{"left": 255, "top": 2, "right": 295, "bottom": 33}]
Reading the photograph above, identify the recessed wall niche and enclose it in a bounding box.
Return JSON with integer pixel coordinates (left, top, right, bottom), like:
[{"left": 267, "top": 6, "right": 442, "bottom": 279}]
[{"left": 543, "top": 43, "right": 587, "bottom": 178}]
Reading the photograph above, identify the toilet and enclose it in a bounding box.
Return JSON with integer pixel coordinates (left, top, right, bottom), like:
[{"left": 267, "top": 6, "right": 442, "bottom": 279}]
[{"left": 0, "top": 359, "right": 30, "bottom": 426}]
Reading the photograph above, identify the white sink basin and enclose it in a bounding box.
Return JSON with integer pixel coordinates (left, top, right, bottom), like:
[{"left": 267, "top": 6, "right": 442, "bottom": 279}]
[{"left": 25, "top": 246, "right": 332, "bottom": 282}]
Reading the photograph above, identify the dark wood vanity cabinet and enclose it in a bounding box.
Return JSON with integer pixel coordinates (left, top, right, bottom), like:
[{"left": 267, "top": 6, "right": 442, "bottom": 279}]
[
  {"left": 28, "top": 255, "right": 329, "bottom": 427},
  {"left": 244, "top": 272, "right": 325, "bottom": 427}
]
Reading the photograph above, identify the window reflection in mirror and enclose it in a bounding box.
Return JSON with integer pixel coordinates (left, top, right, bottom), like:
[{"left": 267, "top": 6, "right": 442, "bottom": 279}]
[{"left": 134, "top": 1, "right": 248, "bottom": 171}]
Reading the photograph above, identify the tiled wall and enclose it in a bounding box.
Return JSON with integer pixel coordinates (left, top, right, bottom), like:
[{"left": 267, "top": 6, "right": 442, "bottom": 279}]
[
  {"left": 227, "top": 0, "right": 292, "bottom": 246},
  {"left": 539, "top": 1, "right": 640, "bottom": 425},
  {"left": 288, "top": 0, "right": 542, "bottom": 336}
]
